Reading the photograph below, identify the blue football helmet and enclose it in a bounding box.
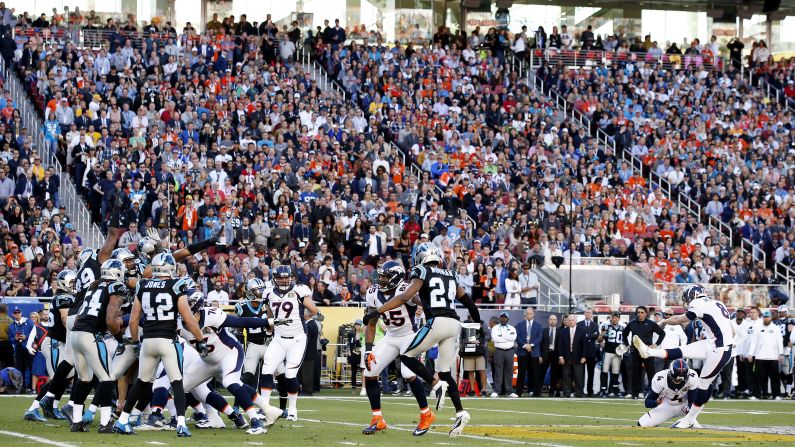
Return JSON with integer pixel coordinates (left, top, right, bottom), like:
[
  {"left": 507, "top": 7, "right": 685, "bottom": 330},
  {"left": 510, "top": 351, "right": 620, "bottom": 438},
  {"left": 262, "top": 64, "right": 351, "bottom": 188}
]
[
  {"left": 377, "top": 260, "right": 405, "bottom": 293},
  {"left": 273, "top": 265, "right": 294, "bottom": 293},
  {"left": 681, "top": 284, "right": 706, "bottom": 306},
  {"left": 668, "top": 359, "right": 689, "bottom": 388}
]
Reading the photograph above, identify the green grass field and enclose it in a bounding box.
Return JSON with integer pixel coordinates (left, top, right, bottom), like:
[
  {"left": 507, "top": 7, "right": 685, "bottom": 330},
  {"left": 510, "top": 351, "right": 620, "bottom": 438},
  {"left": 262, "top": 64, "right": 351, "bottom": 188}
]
[{"left": 1, "top": 391, "right": 794, "bottom": 446}]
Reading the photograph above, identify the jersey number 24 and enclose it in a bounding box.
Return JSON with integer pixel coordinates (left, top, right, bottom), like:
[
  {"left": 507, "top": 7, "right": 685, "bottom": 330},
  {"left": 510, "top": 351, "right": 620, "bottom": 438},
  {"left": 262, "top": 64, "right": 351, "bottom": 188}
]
[{"left": 429, "top": 277, "right": 455, "bottom": 309}]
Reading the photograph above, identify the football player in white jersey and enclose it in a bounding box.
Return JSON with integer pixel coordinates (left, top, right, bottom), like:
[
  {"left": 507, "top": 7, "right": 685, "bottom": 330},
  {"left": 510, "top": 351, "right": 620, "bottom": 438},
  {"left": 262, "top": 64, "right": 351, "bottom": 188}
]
[
  {"left": 178, "top": 291, "right": 285, "bottom": 434},
  {"left": 260, "top": 265, "right": 318, "bottom": 421},
  {"left": 634, "top": 284, "right": 735, "bottom": 428},
  {"left": 638, "top": 359, "right": 701, "bottom": 427},
  {"left": 361, "top": 261, "right": 435, "bottom": 436}
]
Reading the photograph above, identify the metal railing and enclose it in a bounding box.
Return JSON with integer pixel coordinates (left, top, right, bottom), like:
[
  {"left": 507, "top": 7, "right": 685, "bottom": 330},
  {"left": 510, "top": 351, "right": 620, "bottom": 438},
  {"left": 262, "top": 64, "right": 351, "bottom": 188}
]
[
  {"left": 654, "top": 282, "right": 789, "bottom": 310},
  {"left": 0, "top": 57, "right": 104, "bottom": 250},
  {"left": 528, "top": 48, "right": 724, "bottom": 72}
]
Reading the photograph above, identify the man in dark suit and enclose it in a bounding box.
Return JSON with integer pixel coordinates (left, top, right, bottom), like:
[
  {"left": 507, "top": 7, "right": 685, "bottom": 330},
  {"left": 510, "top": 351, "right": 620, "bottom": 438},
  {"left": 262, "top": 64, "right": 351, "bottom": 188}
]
[
  {"left": 540, "top": 314, "right": 561, "bottom": 397},
  {"left": 577, "top": 308, "right": 600, "bottom": 397},
  {"left": 557, "top": 314, "right": 586, "bottom": 397},
  {"left": 514, "top": 307, "right": 543, "bottom": 397}
]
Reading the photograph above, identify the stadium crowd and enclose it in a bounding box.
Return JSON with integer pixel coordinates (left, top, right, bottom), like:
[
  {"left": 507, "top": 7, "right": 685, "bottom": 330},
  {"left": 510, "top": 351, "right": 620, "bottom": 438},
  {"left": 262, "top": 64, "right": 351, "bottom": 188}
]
[{"left": 0, "top": 7, "right": 790, "bottom": 403}]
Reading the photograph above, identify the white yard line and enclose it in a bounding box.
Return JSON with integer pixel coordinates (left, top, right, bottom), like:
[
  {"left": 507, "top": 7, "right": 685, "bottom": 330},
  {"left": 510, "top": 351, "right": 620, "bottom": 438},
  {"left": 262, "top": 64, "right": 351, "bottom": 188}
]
[
  {"left": 299, "top": 417, "right": 573, "bottom": 447},
  {"left": 0, "top": 429, "right": 80, "bottom": 447},
  {"left": 145, "top": 442, "right": 169, "bottom": 446}
]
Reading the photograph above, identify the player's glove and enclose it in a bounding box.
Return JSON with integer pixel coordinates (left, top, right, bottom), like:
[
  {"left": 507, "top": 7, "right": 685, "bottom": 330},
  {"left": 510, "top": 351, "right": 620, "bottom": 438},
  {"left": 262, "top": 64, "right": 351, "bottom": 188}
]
[
  {"left": 197, "top": 340, "right": 210, "bottom": 357},
  {"left": 115, "top": 343, "right": 126, "bottom": 356},
  {"left": 26, "top": 345, "right": 37, "bottom": 356},
  {"left": 362, "top": 310, "right": 380, "bottom": 325},
  {"left": 132, "top": 341, "right": 141, "bottom": 356},
  {"left": 272, "top": 318, "right": 292, "bottom": 326},
  {"left": 364, "top": 351, "right": 376, "bottom": 371}
]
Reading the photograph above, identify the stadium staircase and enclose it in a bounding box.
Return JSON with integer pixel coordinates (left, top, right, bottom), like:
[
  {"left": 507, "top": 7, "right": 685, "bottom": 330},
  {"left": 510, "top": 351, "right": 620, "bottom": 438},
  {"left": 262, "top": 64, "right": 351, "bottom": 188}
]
[
  {"left": 0, "top": 55, "right": 104, "bottom": 249},
  {"left": 512, "top": 49, "right": 795, "bottom": 299}
]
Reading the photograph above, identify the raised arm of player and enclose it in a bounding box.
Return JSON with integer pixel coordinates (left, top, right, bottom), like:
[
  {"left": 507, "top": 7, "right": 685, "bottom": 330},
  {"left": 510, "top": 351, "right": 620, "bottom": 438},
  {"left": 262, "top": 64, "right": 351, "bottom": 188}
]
[
  {"left": 177, "top": 295, "right": 205, "bottom": 341},
  {"left": 375, "top": 278, "right": 422, "bottom": 315},
  {"left": 99, "top": 198, "right": 125, "bottom": 263},
  {"left": 456, "top": 285, "right": 480, "bottom": 322},
  {"left": 659, "top": 314, "right": 690, "bottom": 328},
  {"left": 140, "top": 237, "right": 218, "bottom": 278}
]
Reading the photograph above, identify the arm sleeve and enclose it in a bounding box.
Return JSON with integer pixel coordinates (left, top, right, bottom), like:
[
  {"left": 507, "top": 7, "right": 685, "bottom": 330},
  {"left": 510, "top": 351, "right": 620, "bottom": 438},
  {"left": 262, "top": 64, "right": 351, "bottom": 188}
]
[
  {"left": 622, "top": 322, "right": 632, "bottom": 341},
  {"left": 644, "top": 391, "right": 660, "bottom": 409},
  {"left": 221, "top": 315, "right": 269, "bottom": 329},
  {"left": 654, "top": 323, "right": 666, "bottom": 343},
  {"left": 25, "top": 326, "right": 36, "bottom": 350},
  {"left": 458, "top": 292, "right": 480, "bottom": 323}
]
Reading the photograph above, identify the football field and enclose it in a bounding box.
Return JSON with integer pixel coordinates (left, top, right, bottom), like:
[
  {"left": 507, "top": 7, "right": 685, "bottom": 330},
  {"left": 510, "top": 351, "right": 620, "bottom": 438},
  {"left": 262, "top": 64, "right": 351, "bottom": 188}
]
[{"left": 1, "top": 391, "right": 794, "bottom": 447}]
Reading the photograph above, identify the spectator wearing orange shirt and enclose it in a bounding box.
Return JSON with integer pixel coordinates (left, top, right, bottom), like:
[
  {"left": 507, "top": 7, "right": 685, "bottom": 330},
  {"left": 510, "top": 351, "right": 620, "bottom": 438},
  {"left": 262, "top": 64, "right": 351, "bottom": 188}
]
[
  {"left": 176, "top": 194, "right": 198, "bottom": 235},
  {"left": 4, "top": 244, "right": 25, "bottom": 269}
]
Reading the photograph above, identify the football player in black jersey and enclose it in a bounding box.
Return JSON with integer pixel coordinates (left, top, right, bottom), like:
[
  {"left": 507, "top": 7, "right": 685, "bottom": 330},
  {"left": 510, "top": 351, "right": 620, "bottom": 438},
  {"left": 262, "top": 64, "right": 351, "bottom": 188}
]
[
  {"left": 69, "top": 259, "right": 128, "bottom": 433},
  {"left": 41, "top": 196, "right": 124, "bottom": 422},
  {"left": 239, "top": 278, "right": 272, "bottom": 388},
  {"left": 115, "top": 253, "right": 206, "bottom": 438},
  {"left": 24, "top": 269, "right": 77, "bottom": 422},
  {"left": 363, "top": 243, "right": 480, "bottom": 437}
]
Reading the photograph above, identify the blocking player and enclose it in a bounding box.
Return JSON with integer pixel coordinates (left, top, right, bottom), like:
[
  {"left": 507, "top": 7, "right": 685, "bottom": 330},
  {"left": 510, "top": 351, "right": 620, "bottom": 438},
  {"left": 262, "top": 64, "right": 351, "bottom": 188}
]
[
  {"left": 68, "top": 259, "right": 128, "bottom": 433},
  {"left": 114, "top": 253, "right": 207, "bottom": 437},
  {"left": 239, "top": 278, "right": 272, "bottom": 387},
  {"left": 179, "top": 290, "right": 284, "bottom": 434},
  {"left": 598, "top": 311, "right": 625, "bottom": 397},
  {"left": 260, "top": 265, "right": 318, "bottom": 421},
  {"left": 364, "top": 243, "right": 481, "bottom": 437},
  {"left": 637, "top": 359, "right": 701, "bottom": 428},
  {"left": 23, "top": 269, "right": 77, "bottom": 421},
  {"left": 633, "top": 284, "right": 734, "bottom": 428},
  {"left": 362, "top": 260, "right": 435, "bottom": 436}
]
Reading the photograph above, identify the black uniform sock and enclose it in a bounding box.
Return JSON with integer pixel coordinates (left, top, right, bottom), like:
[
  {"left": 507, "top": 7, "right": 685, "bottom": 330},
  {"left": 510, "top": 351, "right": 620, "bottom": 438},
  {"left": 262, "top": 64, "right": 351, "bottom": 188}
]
[
  {"left": 407, "top": 377, "right": 429, "bottom": 409},
  {"left": 399, "top": 355, "right": 435, "bottom": 384},
  {"left": 36, "top": 381, "right": 51, "bottom": 401},
  {"left": 171, "top": 381, "right": 186, "bottom": 417},
  {"left": 96, "top": 381, "right": 115, "bottom": 407},
  {"left": 600, "top": 372, "right": 608, "bottom": 391},
  {"left": 276, "top": 373, "right": 288, "bottom": 410},
  {"left": 49, "top": 361, "right": 74, "bottom": 399},
  {"left": 242, "top": 372, "right": 256, "bottom": 389},
  {"left": 70, "top": 380, "right": 92, "bottom": 407},
  {"left": 439, "top": 371, "right": 463, "bottom": 413},
  {"left": 364, "top": 377, "right": 381, "bottom": 411}
]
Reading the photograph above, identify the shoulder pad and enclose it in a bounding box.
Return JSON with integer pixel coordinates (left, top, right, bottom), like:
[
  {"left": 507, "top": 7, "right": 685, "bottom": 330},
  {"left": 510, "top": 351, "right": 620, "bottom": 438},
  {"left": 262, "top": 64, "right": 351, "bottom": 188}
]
[
  {"left": 108, "top": 281, "right": 128, "bottom": 296},
  {"left": 293, "top": 284, "right": 312, "bottom": 297},
  {"left": 410, "top": 265, "right": 425, "bottom": 280},
  {"left": 234, "top": 303, "right": 244, "bottom": 316},
  {"left": 173, "top": 277, "right": 192, "bottom": 296}
]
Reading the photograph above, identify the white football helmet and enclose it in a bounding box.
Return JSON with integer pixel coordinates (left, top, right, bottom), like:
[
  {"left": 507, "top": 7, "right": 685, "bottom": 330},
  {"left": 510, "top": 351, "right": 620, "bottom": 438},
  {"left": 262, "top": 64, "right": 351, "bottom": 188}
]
[
  {"left": 55, "top": 269, "right": 78, "bottom": 294},
  {"left": 151, "top": 253, "right": 177, "bottom": 278},
  {"left": 101, "top": 259, "right": 125, "bottom": 282},
  {"left": 77, "top": 248, "right": 97, "bottom": 270},
  {"left": 415, "top": 242, "right": 442, "bottom": 265}
]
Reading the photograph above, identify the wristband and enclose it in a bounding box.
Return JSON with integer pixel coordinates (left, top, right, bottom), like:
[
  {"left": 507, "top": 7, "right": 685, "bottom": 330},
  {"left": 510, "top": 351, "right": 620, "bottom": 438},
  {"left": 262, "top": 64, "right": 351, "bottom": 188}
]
[{"left": 365, "top": 342, "right": 373, "bottom": 352}]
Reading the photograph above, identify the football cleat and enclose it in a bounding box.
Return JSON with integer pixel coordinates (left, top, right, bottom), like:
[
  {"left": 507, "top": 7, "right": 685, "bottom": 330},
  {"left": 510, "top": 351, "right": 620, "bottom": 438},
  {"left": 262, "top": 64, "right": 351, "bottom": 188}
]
[
  {"left": 129, "top": 414, "right": 144, "bottom": 427},
  {"left": 263, "top": 406, "right": 283, "bottom": 427},
  {"left": 113, "top": 421, "right": 134, "bottom": 434},
  {"left": 281, "top": 408, "right": 289, "bottom": 418},
  {"left": 71, "top": 421, "right": 90, "bottom": 432},
  {"left": 167, "top": 416, "right": 178, "bottom": 429},
  {"left": 51, "top": 406, "right": 66, "bottom": 420},
  {"left": 39, "top": 397, "right": 60, "bottom": 419},
  {"left": 147, "top": 412, "right": 166, "bottom": 428},
  {"left": 61, "top": 404, "right": 73, "bottom": 421},
  {"left": 432, "top": 380, "right": 449, "bottom": 411},
  {"left": 362, "top": 415, "right": 388, "bottom": 434},
  {"left": 98, "top": 422, "right": 115, "bottom": 433},
  {"left": 176, "top": 424, "right": 192, "bottom": 437},
  {"left": 23, "top": 409, "right": 46, "bottom": 422},
  {"left": 230, "top": 412, "right": 249, "bottom": 429},
  {"left": 671, "top": 418, "right": 694, "bottom": 429},
  {"left": 192, "top": 412, "right": 208, "bottom": 424},
  {"left": 449, "top": 411, "right": 470, "bottom": 437},
  {"left": 692, "top": 420, "right": 703, "bottom": 429},
  {"left": 286, "top": 412, "right": 298, "bottom": 421},
  {"left": 632, "top": 335, "right": 650, "bottom": 359},
  {"left": 246, "top": 417, "right": 267, "bottom": 435},
  {"left": 413, "top": 411, "right": 435, "bottom": 436},
  {"left": 82, "top": 409, "right": 95, "bottom": 424}
]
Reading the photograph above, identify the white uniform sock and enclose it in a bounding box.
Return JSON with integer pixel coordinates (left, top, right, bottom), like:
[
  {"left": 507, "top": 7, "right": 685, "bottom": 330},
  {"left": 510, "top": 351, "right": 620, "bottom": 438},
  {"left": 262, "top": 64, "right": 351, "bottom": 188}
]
[
  {"left": 53, "top": 399, "right": 60, "bottom": 408},
  {"left": 165, "top": 398, "right": 176, "bottom": 417},
  {"left": 648, "top": 347, "right": 665, "bottom": 358},
  {"left": 287, "top": 393, "right": 297, "bottom": 414},
  {"left": 260, "top": 388, "right": 272, "bottom": 401},
  {"left": 72, "top": 404, "right": 83, "bottom": 424},
  {"left": 177, "top": 415, "right": 186, "bottom": 427},
  {"left": 28, "top": 400, "right": 40, "bottom": 411},
  {"left": 100, "top": 406, "right": 112, "bottom": 425},
  {"left": 88, "top": 404, "right": 97, "bottom": 413},
  {"left": 118, "top": 411, "right": 130, "bottom": 425},
  {"left": 251, "top": 394, "right": 269, "bottom": 411},
  {"left": 221, "top": 404, "right": 234, "bottom": 416},
  {"left": 193, "top": 403, "right": 206, "bottom": 414}
]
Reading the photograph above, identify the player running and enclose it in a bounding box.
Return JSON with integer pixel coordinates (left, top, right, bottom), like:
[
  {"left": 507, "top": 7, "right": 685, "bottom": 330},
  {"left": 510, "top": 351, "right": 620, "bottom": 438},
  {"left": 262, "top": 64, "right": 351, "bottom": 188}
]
[
  {"left": 364, "top": 243, "right": 480, "bottom": 437},
  {"left": 633, "top": 284, "right": 735, "bottom": 428},
  {"left": 114, "top": 253, "right": 207, "bottom": 437},
  {"left": 23, "top": 269, "right": 77, "bottom": 422},
  {"left": 260, "top": 265, "right": 318, "bottom": 421},
  {"left": 362, "top": 260, "right": 435, "bottom": 436},
  {"left": 637, "top": 359, "right": 701, "bottom": 427},
  {"left": 68, "top": 259, "right": 129, "bottom": 433}
]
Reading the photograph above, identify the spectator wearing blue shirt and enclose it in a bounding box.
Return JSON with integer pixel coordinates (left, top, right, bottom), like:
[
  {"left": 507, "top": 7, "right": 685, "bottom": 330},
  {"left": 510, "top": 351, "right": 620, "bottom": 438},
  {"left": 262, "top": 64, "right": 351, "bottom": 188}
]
[{"left": 7, "top": 307, "right": 33, "bottom": 392}]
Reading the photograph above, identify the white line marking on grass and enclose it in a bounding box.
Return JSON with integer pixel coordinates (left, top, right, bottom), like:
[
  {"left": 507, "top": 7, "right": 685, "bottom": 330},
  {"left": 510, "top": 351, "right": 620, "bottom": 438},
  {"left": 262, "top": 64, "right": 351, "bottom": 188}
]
[
  {"left": 145, "top": 442, "right": 168, "bottom": 446},
  {"left": 301, "top": 417, "right": 573, "bottom": 447},
  {"left": 616, "top": 443, "right": 642, "bottom": 446},
  {"left": 337, "top": 442, "right": 360, "bottom": 446},
  {"left": 0, "top": 430, "right": 79, "bottom": 447},
  {"left": 246, "top": 442, "right": 264, "bottom": 446}
]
